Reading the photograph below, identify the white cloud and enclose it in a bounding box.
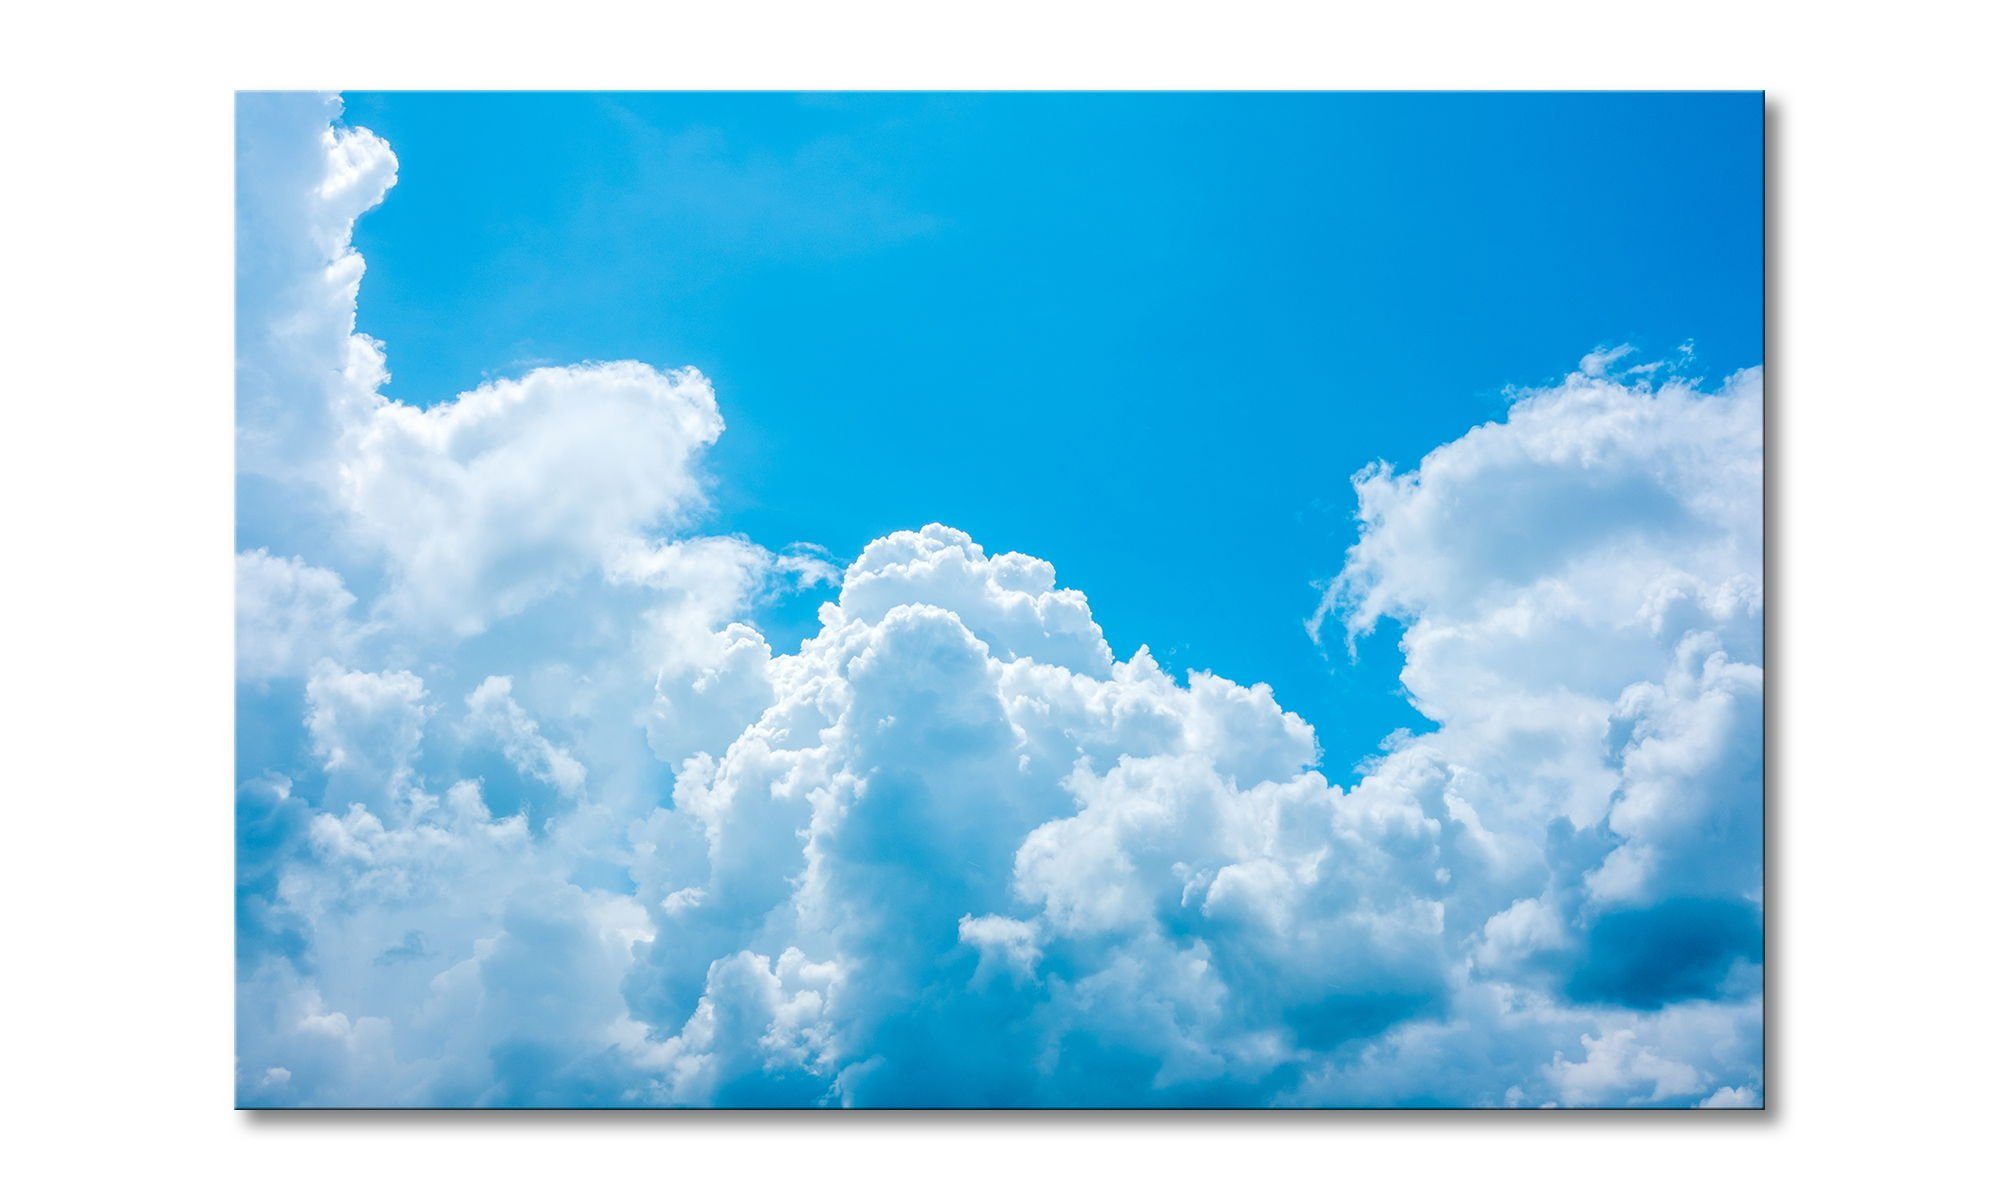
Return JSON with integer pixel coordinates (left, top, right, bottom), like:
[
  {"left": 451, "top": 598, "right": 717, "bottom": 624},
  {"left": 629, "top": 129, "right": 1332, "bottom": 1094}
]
[
  {"left": 613, "top": 525, "right": 1458, "bottom": 1103},
  {"left": 239, "top": 95, "right": 754, "bottom": 647},
  {"left": 958, "top": 914, "right": 1042, "bottom": 979},
  {"left": 1474, "top": 894, "right": 1568, "bottom": 971},
  {"left": 1546, "top": 1028, "right": 1703, "bottom": 1106},
  {"left": 1320, "top": 365, "right": 1761, "bottom": 651},
  {"left": 464, "top": 676, "right": 587, "bottom": 801},
  {"left": 1590, "top": 632, "right": 1763, "bottom": 907},
  {"left": 236, "top": 549, "right": 359, "bottom": 681},
  {"left": 1699, "top": 1084, "right": 1761, "bottom": 1108},
  {"left": 1311, "top": 363, "right": 1764, "bottom": 1012},
  {"left": 236, "top": 93, "right": 396, "bottom": 485},
  {"left": 1578, "top": 343, "right": 1636, "bottom": 378},
  {"left": 339, "top": 362, "right": 725, "bottom": 636},
  {"left": 838, "top": 524, "right": 1114, "bottom": 677},
  {"left": 304, "top": 664, "right": 428, "bottom": 790},
  {"left": 632, "top": 948, "right": 843, "bottom": 1106},
  {"left": 253, "top": 478, "right": 1765, "bottom": 1104},
  {"left": 614, "top": 534, "right": 833, "bottom": 769}
]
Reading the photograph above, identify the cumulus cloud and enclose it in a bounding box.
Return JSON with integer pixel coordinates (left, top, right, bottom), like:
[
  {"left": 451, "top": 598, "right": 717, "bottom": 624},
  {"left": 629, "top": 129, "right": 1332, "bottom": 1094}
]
[
  {"left": 464, "top": 676, "right": 587, "bottom": 803},
  {"left": 1317, "top": 355, "right": 1765, "bottom": 1019},
  {"left": 237, "top": 96, "right": 745, "bottom": 646},
  {"left": 236, "top": 92, "right": 396, "bottom": 485},
  {"left": 236, "top": 95, "right": 1762, "bottom": 1108},
  {"left": 233, "top": 94, "right": 830, "bottom": 1105},
  {"left": 1699, "top": 1084, "right": 1762, "bottom": 1108},
  {"left": 615, "top": 534, "right": 835, "bottom": 768},
  {"left": 236, "top": 549, "right": 359, "bottom": 681},
  {"left": 1547, "top": 1028, "right": 1703, "bottom": 1106},
  {"left": 340, "top": 362, "right": 726, "bottom": 636},
  {"left": 304, "top": 665, "right": 428, "bottom": 792},
  {"left": 622, "top": 527, "right": 1442, "bottom": 1103}
]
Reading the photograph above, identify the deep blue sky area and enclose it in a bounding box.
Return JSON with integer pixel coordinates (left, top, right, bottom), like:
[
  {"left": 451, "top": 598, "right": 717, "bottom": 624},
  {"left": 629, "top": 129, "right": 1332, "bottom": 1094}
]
[{"left": 339, "top": 91, "right": 1764, "bottom": 777}]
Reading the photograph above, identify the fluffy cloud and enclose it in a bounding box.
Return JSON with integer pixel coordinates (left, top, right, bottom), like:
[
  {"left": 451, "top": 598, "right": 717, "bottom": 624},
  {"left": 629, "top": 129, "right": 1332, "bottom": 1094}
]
[
  {"left": 236, "top": 92, "right": 396, "bottom": 485},
  {"left": 233, "top": 94, "right": 813, "bottom": 1105},
  {"left": 615, "top": 534, "right": 835, "bottom": 768},
  {"left": 237, "top": 97, "right": 740, "bottom": 644},
  {"left": 1321, "top": 357, "right": 1765, "bottom": 1017},
  {"left": 235, "top": 95, "right": 1763, "bottom": 1108},
  {"left": 612, "top": 522, "right": 1577, "bottom": 1104},
  {"left": 236, "top": 549, "right": 359, "bottom": 681},
  {"left": 339, "top": 362, "right": 726, "bottom": 636},
  {"left": 304, "top": 665, "right": 428, "bottom": 792},
  {"left": 464, "top": 676, "right": 587, "bottom": 804}
]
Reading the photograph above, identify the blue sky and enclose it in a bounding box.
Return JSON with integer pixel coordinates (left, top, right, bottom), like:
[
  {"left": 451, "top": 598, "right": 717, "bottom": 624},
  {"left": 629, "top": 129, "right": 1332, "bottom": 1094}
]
[
  {"left": 236, "top": 92, "right": 1764, "bottom": 1107},
  {"left": 335, "top": 91, "right": 1763, "bottom": 776}
]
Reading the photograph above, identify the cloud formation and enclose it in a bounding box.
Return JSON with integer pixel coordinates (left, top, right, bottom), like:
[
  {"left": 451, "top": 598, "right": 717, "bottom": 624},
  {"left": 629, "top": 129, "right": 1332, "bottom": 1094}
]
[
  {"left": 235, "top": 94, "right": 1762, "bottom": 1107},
  {"left": 340, "top": 362, "right": 726, "bottom": 636},
  {"left": 236, "top": 549, "right": 359, "bottom": 681}
]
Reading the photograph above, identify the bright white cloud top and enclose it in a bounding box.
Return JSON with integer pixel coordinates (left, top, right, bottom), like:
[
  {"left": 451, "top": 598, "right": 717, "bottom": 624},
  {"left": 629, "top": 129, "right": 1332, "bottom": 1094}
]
[{"left": 236, "top": 94, "right": 1763, "bottom": 1108}]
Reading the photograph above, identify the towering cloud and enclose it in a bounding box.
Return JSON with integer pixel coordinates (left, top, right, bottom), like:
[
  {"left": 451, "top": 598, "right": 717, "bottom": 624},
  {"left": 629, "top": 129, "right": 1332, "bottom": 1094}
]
[
  {"left": 1323, "top": 356, "right": 1764, "bottom": 1018},
  {"left": 235, "top": 95, "right": 1762, "bottom": 1108}
]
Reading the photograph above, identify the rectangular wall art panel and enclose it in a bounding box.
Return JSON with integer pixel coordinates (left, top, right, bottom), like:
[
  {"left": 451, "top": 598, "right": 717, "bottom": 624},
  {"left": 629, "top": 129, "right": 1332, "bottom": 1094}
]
[{"left": 235, "top": 91, "right": 1765, "bottom": 1109}]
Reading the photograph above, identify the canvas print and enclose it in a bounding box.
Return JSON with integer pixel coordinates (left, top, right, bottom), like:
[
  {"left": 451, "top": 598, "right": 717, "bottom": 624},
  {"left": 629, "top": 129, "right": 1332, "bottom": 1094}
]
[{"left": 236, "top": 92, "right": 1764, "bottom": 1108}]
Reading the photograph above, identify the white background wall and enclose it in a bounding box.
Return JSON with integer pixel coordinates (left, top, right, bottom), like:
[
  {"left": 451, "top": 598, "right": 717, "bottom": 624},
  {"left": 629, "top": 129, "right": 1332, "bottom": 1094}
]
[{"left": 3, "top": 1, "right": 1994, "bottom": 1194}]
